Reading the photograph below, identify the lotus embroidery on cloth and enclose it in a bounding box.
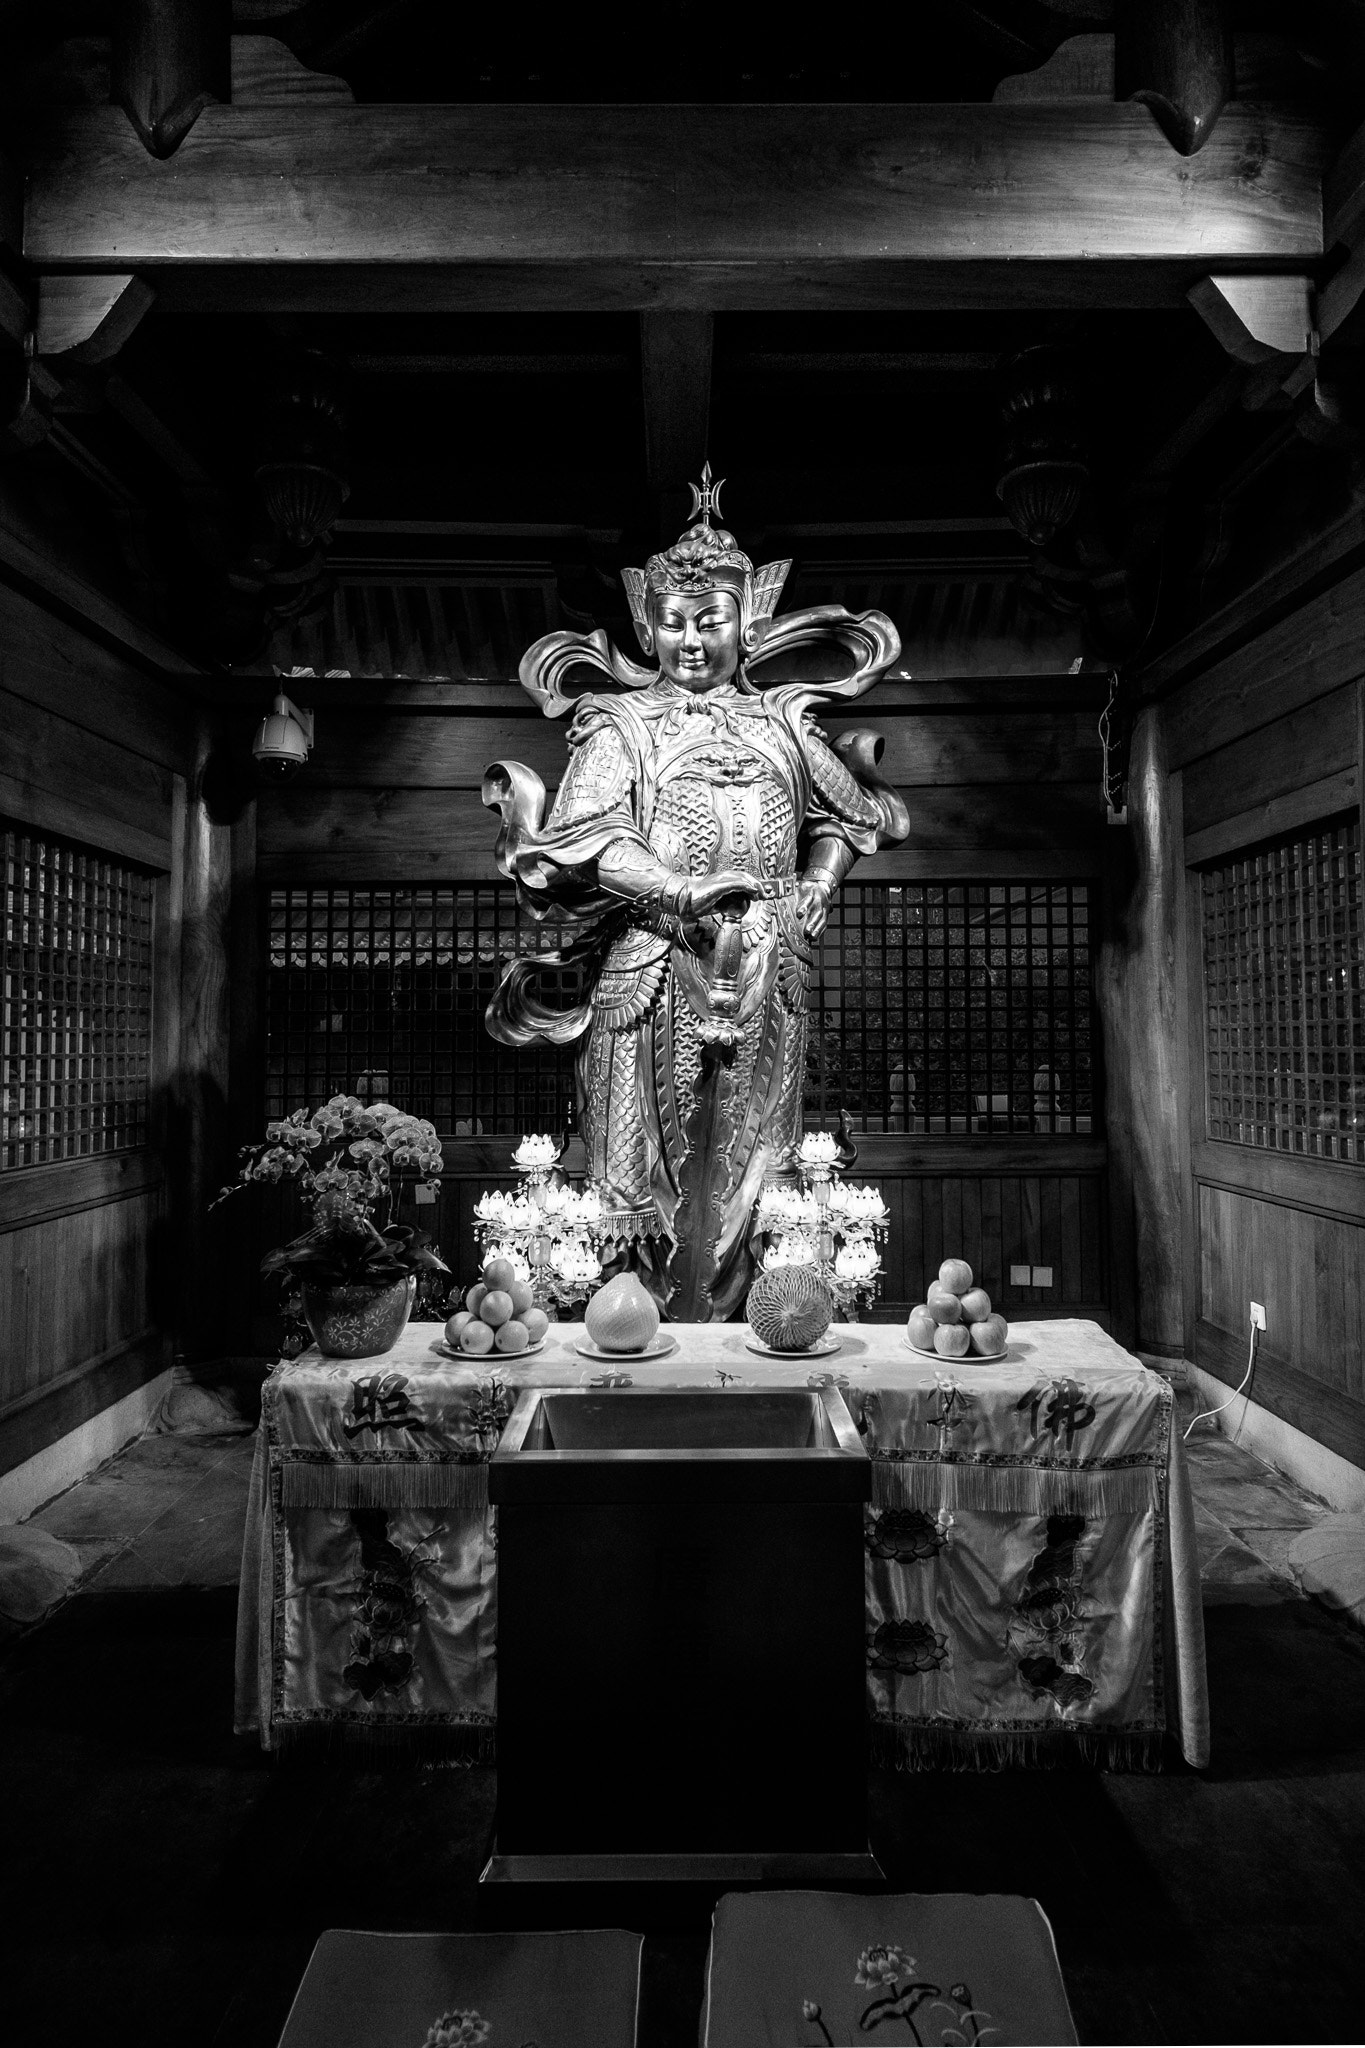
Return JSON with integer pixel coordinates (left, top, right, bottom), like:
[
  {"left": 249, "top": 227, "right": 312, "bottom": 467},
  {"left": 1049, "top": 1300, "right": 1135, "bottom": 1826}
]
[
  {"left": 421, "top": 2012, "right": 491, "bottom": 2047},
  {"left": 1006, "top": 1512, "right": 1098, "bottom": 1712},
  {"left": 800, "top": 1947, "right": 1000, "bottom": 2045},
  {"left": 342, "top": 1508, "right": 423, "bottom": 1702},
  {"left": 867, "top": 1618, "right": 951, "bottom": 1676},
  {"left": 864, "top": 1508, "right": 952, "bottom": 1563}
]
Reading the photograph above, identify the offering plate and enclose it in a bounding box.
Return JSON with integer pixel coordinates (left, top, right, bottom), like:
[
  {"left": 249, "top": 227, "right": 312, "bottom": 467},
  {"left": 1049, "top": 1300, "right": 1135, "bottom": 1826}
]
[
  {"left": 438, "top": 1335, "right": 547, "bottom": 1361},
  {"left": 573, "top": 1332, "right": 678, "bottom": 1363},
  {"left": 904, "top": 1337, "right": 1007, "bottom": 1363},
  {"left": 744, "top": 1331, "right": 842, "bottom": 1360}
]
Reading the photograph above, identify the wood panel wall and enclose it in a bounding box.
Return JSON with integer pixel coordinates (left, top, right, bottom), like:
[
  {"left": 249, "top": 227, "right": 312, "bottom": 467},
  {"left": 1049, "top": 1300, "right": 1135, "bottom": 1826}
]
[
  {"left": 1149, "top": 559, "right": 1365, "bottom": 1470},
  {"left": 427, "top": 1152, "right": 1109, "bottom": 1325},
  {"left": 0, "top": 577, "right": 221, "bottom": 1480},
  {"left": 253, "top": 671, "right": 1114, "bottom": 1324},
  {"left": 255, "top": 673, "right": 1110, "bottom": 884}
]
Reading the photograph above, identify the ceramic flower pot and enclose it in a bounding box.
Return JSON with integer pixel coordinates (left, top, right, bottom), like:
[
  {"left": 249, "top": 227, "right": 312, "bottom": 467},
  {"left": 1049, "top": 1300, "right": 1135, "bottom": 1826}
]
[{"left": 300, "top": 1274, "right": 416, "bottom": 1358}]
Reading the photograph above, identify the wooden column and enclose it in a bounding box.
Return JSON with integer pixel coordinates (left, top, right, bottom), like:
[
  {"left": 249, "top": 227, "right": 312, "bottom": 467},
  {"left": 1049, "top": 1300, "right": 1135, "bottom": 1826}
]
[
  {"left": 1097, "top": 703, "right": 1186, "bottom": 1354},
  {"left": 169, "top": 717, "right": 234, "bottom": 1354},
  {"left": 640, "top": 311, "right": 713, "bottom": 541}
]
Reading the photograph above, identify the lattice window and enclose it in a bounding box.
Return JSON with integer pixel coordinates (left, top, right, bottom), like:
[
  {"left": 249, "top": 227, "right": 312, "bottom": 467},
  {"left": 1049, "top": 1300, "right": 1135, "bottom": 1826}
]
[
  {"left": 1, "top": 822, "right": 155, "bottom": 1170},
  {"left": 265, "top": 885, "right": 582, "bottom": 1135},
  {"left": 268, "top": 880, "right": 1096, "bottom": 1141},
  {"left": 805, "top": 881, "right": 1096, "bottom": 1135},
  {"left": 1203, "top": 817, "right": 1364, "bottom": 1164}
]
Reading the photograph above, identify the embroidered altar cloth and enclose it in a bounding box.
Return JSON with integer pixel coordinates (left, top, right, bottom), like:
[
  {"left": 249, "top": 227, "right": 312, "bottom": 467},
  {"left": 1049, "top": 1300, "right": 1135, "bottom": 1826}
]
[{"left": 235, "top": 1319, "right": 1208, "bottom": 1768}]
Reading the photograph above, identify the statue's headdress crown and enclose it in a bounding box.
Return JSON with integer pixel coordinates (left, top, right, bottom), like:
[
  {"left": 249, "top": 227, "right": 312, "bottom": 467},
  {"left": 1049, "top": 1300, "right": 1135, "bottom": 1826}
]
[{"left": 621, "top": 464, "right": 790, "bottom": 658}]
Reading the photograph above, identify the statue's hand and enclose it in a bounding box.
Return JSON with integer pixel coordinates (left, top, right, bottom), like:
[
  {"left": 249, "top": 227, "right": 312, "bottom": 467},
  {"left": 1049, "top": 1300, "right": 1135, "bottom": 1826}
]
[
  {"left": 795, "top": 876, "right": 832, "bottom": 940},
  {"left": 685, "top": 871, "right": 764, "bottom": 922}
]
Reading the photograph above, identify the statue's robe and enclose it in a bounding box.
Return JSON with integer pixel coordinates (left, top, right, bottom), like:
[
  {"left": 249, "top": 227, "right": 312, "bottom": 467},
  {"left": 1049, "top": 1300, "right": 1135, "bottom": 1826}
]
[{"left": 487, "top": 671, "right": 907, "bottom": 1319}]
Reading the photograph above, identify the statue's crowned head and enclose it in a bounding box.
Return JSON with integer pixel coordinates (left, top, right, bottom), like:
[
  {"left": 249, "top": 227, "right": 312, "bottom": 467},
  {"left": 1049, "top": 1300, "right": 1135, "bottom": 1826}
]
[{"left": 621, "top": 465, "right": 791, "bottom": 672}]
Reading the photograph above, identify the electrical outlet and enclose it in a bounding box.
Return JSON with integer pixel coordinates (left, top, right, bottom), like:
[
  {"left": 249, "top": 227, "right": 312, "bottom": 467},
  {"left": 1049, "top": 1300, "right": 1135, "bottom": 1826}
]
[
  {"left": 1033, "top": 1266, "right": 1054, "bottom": 1288},
  {"left": 1009, "top": 1263, "right": 1031, "bottom": 1286},
  {"left": 1250, "top": 1301, "right": 1266, "bottom": 1332}
]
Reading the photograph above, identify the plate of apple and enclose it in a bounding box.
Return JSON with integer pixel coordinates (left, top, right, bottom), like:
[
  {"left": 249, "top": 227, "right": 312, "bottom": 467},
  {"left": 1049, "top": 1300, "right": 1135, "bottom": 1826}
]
[
  {"left": 906, "top": 1259, "right": 1008, "bottom": 1362},
  {"left": 439, "top": 1257, "right": 550, "bottom": 1359}
]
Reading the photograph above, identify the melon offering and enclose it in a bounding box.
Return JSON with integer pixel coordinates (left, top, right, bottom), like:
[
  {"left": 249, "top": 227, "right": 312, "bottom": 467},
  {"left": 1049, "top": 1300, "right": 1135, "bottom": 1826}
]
[
  {"left": 584, "top": 1272, "right": 660, "bottom": 1354},
  {"left": 747, "top": 1267, "right": 833, "bottom": 1352}
]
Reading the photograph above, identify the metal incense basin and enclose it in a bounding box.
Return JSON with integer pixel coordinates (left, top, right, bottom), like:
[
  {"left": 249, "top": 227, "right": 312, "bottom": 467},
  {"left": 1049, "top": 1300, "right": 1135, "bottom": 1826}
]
[
  {"left": 484, "top": 1384, "right": 879, "bottom": 1886},
  {"left": 489, "top": 1384, "right": 869, "bottom": 1504}
]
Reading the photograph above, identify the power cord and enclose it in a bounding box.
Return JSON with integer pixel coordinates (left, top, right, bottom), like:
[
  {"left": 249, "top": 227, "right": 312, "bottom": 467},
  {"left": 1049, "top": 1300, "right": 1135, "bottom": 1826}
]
[{"left": 1183, "top": 1316, "right": 1260, "bottom": 1440}]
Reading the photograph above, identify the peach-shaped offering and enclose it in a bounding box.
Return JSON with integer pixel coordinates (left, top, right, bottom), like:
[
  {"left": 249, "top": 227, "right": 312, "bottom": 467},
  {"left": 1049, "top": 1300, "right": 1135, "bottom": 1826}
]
[{"left": 584, "top": 1272, "right": 660, "bottom": 1354}]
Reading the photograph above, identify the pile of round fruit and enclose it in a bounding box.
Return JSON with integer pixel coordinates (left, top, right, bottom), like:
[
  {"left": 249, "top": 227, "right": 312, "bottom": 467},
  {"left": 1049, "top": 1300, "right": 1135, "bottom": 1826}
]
[
  {"left": 907, "top": 1259, "right": 1008, "bottom": 1360},
  {"left": 444, "top": 1256, "right": 550, "bottom": 1356}
]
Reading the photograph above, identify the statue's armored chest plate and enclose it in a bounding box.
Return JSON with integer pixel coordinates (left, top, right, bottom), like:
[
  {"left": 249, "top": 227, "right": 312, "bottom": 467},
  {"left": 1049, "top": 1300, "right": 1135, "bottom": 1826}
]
[{"left": 647, "top": 703, "right": 798, "bottom": 880}]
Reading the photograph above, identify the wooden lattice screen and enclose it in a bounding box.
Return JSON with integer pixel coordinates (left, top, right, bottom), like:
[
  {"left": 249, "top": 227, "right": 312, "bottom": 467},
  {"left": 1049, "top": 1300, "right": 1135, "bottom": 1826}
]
[
  {"left": 266, "top": 879, "right": 1098, "bottom": 1140},
  {"left": 807, "top": 881, "right": 1095, "bottom": 1134},
  {"left": 1203, "top": 815, "right": 1364, "bottom": 1164},
  {"left": 1, "top": 822, "right": 155, "bottom": 1170}
]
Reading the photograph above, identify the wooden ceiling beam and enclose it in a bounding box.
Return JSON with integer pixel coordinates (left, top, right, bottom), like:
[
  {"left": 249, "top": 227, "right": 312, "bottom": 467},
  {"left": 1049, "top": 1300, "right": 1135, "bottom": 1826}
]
[
  {"left": 22, "top": 102, "right": 1326, "bottom": 294},
  {"left": 147, "top": 259, "right": 1239, "bottom": 315}
]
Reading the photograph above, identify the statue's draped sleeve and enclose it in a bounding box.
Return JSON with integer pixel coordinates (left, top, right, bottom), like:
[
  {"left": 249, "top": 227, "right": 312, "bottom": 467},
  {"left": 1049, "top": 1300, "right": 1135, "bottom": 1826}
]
[{"left": 482, "top": 699, "right": 665, "bottom": 1046}]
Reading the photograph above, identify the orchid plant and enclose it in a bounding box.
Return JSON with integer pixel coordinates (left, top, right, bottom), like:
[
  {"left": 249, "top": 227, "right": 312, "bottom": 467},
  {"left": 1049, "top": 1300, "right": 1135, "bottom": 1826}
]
[
  {"left": 214, "top": 1095, "right": 449, "bottom": 1312},
  {"left": 215, "top": 1094, "right": 444, "bottom": 1222}
]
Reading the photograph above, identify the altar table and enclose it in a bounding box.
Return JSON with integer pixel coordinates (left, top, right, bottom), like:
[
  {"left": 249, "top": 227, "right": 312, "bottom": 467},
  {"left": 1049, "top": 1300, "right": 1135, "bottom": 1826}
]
[{"left": 234, "top": 1319, "right": 1209, "bottom": 1768}]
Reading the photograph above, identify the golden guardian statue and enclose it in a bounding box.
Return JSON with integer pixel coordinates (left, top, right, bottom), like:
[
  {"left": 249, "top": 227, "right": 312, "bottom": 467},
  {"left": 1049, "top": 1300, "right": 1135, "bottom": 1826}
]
[{"left": 483, "top": 469, "right": 908, "bottom": 1319}]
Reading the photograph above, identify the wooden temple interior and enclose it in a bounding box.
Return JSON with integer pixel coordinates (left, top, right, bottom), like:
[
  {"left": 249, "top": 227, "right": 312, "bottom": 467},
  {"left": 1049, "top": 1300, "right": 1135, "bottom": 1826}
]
[{"left": 1, "top": 4, "right": 1364, "bottom": 2044}]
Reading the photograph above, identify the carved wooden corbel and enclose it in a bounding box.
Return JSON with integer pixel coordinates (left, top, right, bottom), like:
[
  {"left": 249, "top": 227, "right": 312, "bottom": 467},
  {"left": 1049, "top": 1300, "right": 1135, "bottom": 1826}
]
[
  {"left": 35, "top": 275, "right": 156, "bottom": 365},
  {"left": 112, "top": 0, "right": 230, "bottom": 158},
  {"left": 1115, "top": 0, "right": 1232, "bottom": 157}
]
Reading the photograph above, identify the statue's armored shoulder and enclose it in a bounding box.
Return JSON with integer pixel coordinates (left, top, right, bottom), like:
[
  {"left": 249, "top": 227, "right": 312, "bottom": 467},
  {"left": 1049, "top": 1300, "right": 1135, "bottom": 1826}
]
[
  {"left": 555, "top": 702, "right": 638, "bottom": 823},
  {"left": 801, "top": 712, "right": 883, "bottom": 829}
]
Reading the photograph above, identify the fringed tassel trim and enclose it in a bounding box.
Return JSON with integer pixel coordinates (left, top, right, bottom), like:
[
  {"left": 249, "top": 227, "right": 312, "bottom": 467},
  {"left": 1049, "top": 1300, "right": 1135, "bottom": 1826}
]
[
  {"left": 869, "top": 1456, "right": 1155, "bottom": 1515},
  {"left": 868, "top": 1719, "right": 1167, "bottom": 1774},
  {"left": 598, "top": 1205, "right": 664, "bottom": 1244},
  {"left": 277, "top": 1458, "right": 488, "bottom": 1511},
  {"left": 267, "top": 1719, "right": 497, "bottom": 1766}
]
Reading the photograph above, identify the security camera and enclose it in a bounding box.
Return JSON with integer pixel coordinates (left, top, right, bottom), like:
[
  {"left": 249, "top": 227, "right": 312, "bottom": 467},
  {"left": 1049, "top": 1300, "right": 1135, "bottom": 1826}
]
[{"left": 252, "top": 693, "right": 315, "bottom": 781}]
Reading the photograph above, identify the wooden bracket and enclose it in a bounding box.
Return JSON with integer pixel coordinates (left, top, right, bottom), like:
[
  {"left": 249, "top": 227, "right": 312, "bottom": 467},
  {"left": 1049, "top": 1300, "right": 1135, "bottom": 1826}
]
[
  {"left": 993, "top": 34, "right": 1115, "bottom": 103},
  {"left": 1187, "top": 275, "right": 1316, "bottom": 365},
  {"left": 36, "top": 274, "right": 156, "bottom": 364}
]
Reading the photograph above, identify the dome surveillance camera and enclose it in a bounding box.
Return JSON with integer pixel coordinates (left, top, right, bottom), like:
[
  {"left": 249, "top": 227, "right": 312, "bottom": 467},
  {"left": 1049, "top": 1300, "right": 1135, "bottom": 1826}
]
[{"left": 252, "top": 694, "right": 315, "bottom": 781}]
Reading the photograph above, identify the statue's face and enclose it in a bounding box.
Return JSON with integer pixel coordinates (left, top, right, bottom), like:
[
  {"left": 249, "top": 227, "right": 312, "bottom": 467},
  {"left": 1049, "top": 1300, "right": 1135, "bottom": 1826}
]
[{"left": 652, "top": 589, "right": 741, "bottom": 692}]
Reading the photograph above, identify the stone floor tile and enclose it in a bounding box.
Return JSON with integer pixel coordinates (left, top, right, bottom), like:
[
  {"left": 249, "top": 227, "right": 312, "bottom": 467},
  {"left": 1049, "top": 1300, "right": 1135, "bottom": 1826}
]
[
  {"left": 88, "top": 1543, "right": 178, "bottom": 1591},
  {"left": 1233, "top": 1525, "right": 1316, "bottom": 1574},
  {"left": 29, "top": 1465, "right": 192, "bottom": 1544},
  {"left": 119, "top": 1468, "right": 252, "bottom": 1588},
  {"left": 1186, "top": 1469, "right": 1324, "bottom": 1530},
  {"left": 1289, "top": 1515, "right": 1365, "bottom": 1625},
  {"left": 1200, "top": 1536, "right": 1295, "bottom": 1606},
  {"left": 117, "top": 1434, "right": 241, "bottom": 1475},
  {"left": 1182, "top": 1432, "right": 1271, "bottom": 1482}
]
